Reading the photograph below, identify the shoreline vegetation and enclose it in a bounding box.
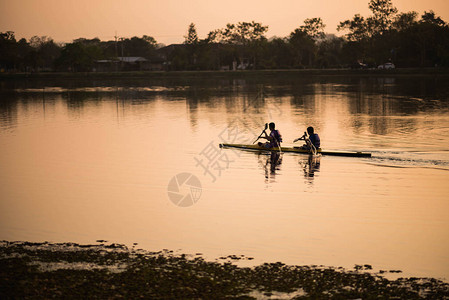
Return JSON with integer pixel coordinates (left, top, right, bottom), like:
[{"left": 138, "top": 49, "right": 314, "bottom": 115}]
[
  {"left": 1, "top": 241, "right": 448, "bottom": 299},
  {"left": 2, "top": 1, "right": 449, "bottom": 75},
  {"left": 1, "top": 68, "right": 449, "bottom": 80}
]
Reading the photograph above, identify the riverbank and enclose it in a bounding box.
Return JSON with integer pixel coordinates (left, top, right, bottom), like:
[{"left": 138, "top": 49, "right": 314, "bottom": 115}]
[
  {"left": 1, "top": 68, "right": 449, "bottom": 80},
  {"left": 1, "top": 241, "right": 448, "bottom": 299}
]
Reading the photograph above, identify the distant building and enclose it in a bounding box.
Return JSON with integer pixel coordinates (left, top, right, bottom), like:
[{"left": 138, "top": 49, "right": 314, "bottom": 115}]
[
  {"left": 95, "top": 56, "right": 164, "bottom": 72},
  {"left": 156, "top": 44, "right": 185, "bottom": 61},
  {"left": 156, "top": 44, "right": 186, "bottom": 70}
]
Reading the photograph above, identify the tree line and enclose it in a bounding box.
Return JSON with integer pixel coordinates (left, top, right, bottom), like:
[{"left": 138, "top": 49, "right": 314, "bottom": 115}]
[{"left": 1, "top": 0, "right": 448, "bottom": 72}]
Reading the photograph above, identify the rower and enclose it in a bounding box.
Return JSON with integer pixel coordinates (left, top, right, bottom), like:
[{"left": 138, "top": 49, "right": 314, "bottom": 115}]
[
  {"left": 258, "top": 122, "right": 282, "bottom": 149},
  {"left": 293, "top": 126, "right": 320, "bottom": 150}
]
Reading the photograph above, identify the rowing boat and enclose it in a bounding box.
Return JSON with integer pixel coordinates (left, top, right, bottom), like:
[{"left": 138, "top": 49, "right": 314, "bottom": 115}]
[
  {"left": 219, "top": 143, "right": 372, "bottom": 158},
  {"left": 220, "top": 143, "right": 371, "bottom": 157}
]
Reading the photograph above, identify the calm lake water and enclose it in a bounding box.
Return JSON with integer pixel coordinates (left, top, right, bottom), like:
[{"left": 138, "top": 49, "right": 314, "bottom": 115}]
[{"left": 1, "top": 75, "right": 448, "bottom": 280}]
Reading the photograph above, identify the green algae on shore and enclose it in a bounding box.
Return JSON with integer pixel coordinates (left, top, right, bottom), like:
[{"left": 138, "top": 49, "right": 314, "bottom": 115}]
[{"left": 1, "top": 241, "right": 448, "bottom": 299}]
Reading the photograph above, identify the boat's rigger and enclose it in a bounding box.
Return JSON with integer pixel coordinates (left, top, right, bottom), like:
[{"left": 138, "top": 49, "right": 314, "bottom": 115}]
[{"left": 219, "top": 143, "right": 372, "bottom": 158}]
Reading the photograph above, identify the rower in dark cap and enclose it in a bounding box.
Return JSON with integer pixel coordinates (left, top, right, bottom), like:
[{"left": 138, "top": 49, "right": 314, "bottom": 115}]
[{"left": 294, "top": 126, "right": 320, "bottom": 150}]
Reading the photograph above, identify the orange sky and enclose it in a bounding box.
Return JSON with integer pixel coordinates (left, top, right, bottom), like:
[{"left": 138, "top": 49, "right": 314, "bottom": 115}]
[{"left": 1, "top": 0, "right": 448, "bottom": 45}]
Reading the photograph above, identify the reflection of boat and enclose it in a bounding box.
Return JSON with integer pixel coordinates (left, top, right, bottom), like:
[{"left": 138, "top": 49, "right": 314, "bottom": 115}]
[{"left": 219, "top": 143, "right": 371, "bottom": 158}]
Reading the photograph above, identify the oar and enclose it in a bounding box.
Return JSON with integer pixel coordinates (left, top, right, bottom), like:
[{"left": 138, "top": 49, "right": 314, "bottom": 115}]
[
  {"left": 293, "top": 132, "right": 306, "bottom": 143},
  {"left": 253, "top": 123, "right": 268, "bottom": 144},
  {"left": 276, "top": 140, "right": 282, "bottom": 154},
  {"left": 304, "top": 132, "right": 317, "bottom": 156},
  {"left": 293, "top": 132, "right": 317, "bottom": 155},
  {"left": 274, "top": 131, "right": 282, "bottom": 154}
]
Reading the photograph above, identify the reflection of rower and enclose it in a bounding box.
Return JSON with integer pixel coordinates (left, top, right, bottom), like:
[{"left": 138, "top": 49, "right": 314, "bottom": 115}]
[
  {"left": 303, "top": 155, "right": 321, "bottom": 179},
  {"left": 269, "top": 151, "right": 282, "bottom": 173},
  {"left": 293, "top": 126, "right": 320, "bottom": 155},
  {"left": 258, "top": 152, "right": 282, "bottom": 180}
]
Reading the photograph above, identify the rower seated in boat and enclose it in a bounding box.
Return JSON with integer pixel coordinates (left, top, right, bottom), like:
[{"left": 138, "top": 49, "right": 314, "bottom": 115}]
[
  {"left": 258, "top": 122, "right": 282, "bottom": 149},
  {"left": 293, "top": 126, "right": 320, "bottom": 150}
]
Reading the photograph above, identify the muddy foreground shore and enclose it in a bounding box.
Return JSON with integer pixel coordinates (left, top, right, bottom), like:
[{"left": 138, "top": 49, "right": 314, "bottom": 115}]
[{"left": 1, "top": 241, "right": 448, "bottom": 299}]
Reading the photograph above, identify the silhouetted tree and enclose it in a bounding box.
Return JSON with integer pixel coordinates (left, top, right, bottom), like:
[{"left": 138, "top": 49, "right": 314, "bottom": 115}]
[
  {"left": 414, "top": 11, "right": 448, "bottom": 66},
  {"left": 2, "top": 0, "right": 449, "bottom": 72},
  {"left": 0, "top": 31, "right": 18, "bottom": 71},
  {"left": 206, "top": 21, "right": 268, "bottom": 69},
  {"left": 289, "top": 18, "right": 325, "bottom": 67},
  {"left": 208, "top": 21, "right": 268, "bottom": 45},
  {"left": 119, "top": 36, "right": 156, "bottom": 58},
  {"left": 338, "top": 14, "right": 371, "bottom": 42},
  {"left": 317, "top": 35, "right": 345, "bottom": 68},
  {"left": 421, "top": 10, "right": 446, "bottom": 26},
  {"left": 29, "top": 36, "right": 61, "bottom": 71},
  {"left": 183, "top": 23, "right": 200, "bottom": 69},
  {"left": 338, "top": 0, "right": 398, "bottom": 64},
  {"left": 392, "top": 11, "right": 418, "bottom": 31},
  {"left": 300, "top": 18, "right": 326, "bottom": 40},
  {"left": 368, "top": 0, "right": 398, "bottom": 34},
  {"left": 16, "top": 38, "right": 33, "bottom": 71},
  {"left": 261, "top": 37, "right": 292, "bottom": 69},
  {"left": 184, "top": 23, "right": 199, "bottom": 45},
  {"left": 56, "top": 39, "right": 102, "bottom": 72}
]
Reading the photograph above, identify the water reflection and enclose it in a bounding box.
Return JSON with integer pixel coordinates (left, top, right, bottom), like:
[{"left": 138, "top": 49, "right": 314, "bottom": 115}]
[
  {"left": 258, "top": 152, "right": 283, "bottom": 183},
  {"left": 300, "top": 155, "right": 321, "bottom": 180},
  {"left": 1, "top": 75, "right": 448, "bottom": 157},
  {"left": 1, "top": 75, "right": 449, "bottom": 280},
  {"left": 186, "top": 97, "right": 199, "bottom": 130},
  {"left": 254, "top": 151, "right": 321, "bottom": 184},
  {"left": 2, "top": 76, "right": 448, "bottom": 116},
  {"left": 0, "top": 96, "right": 18, "bottom": 130}
]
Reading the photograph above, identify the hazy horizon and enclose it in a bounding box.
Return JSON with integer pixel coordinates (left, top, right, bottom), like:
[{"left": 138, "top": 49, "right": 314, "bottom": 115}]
[{"left": 1, "top": 0, "right": 449, "bottom": 45}]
